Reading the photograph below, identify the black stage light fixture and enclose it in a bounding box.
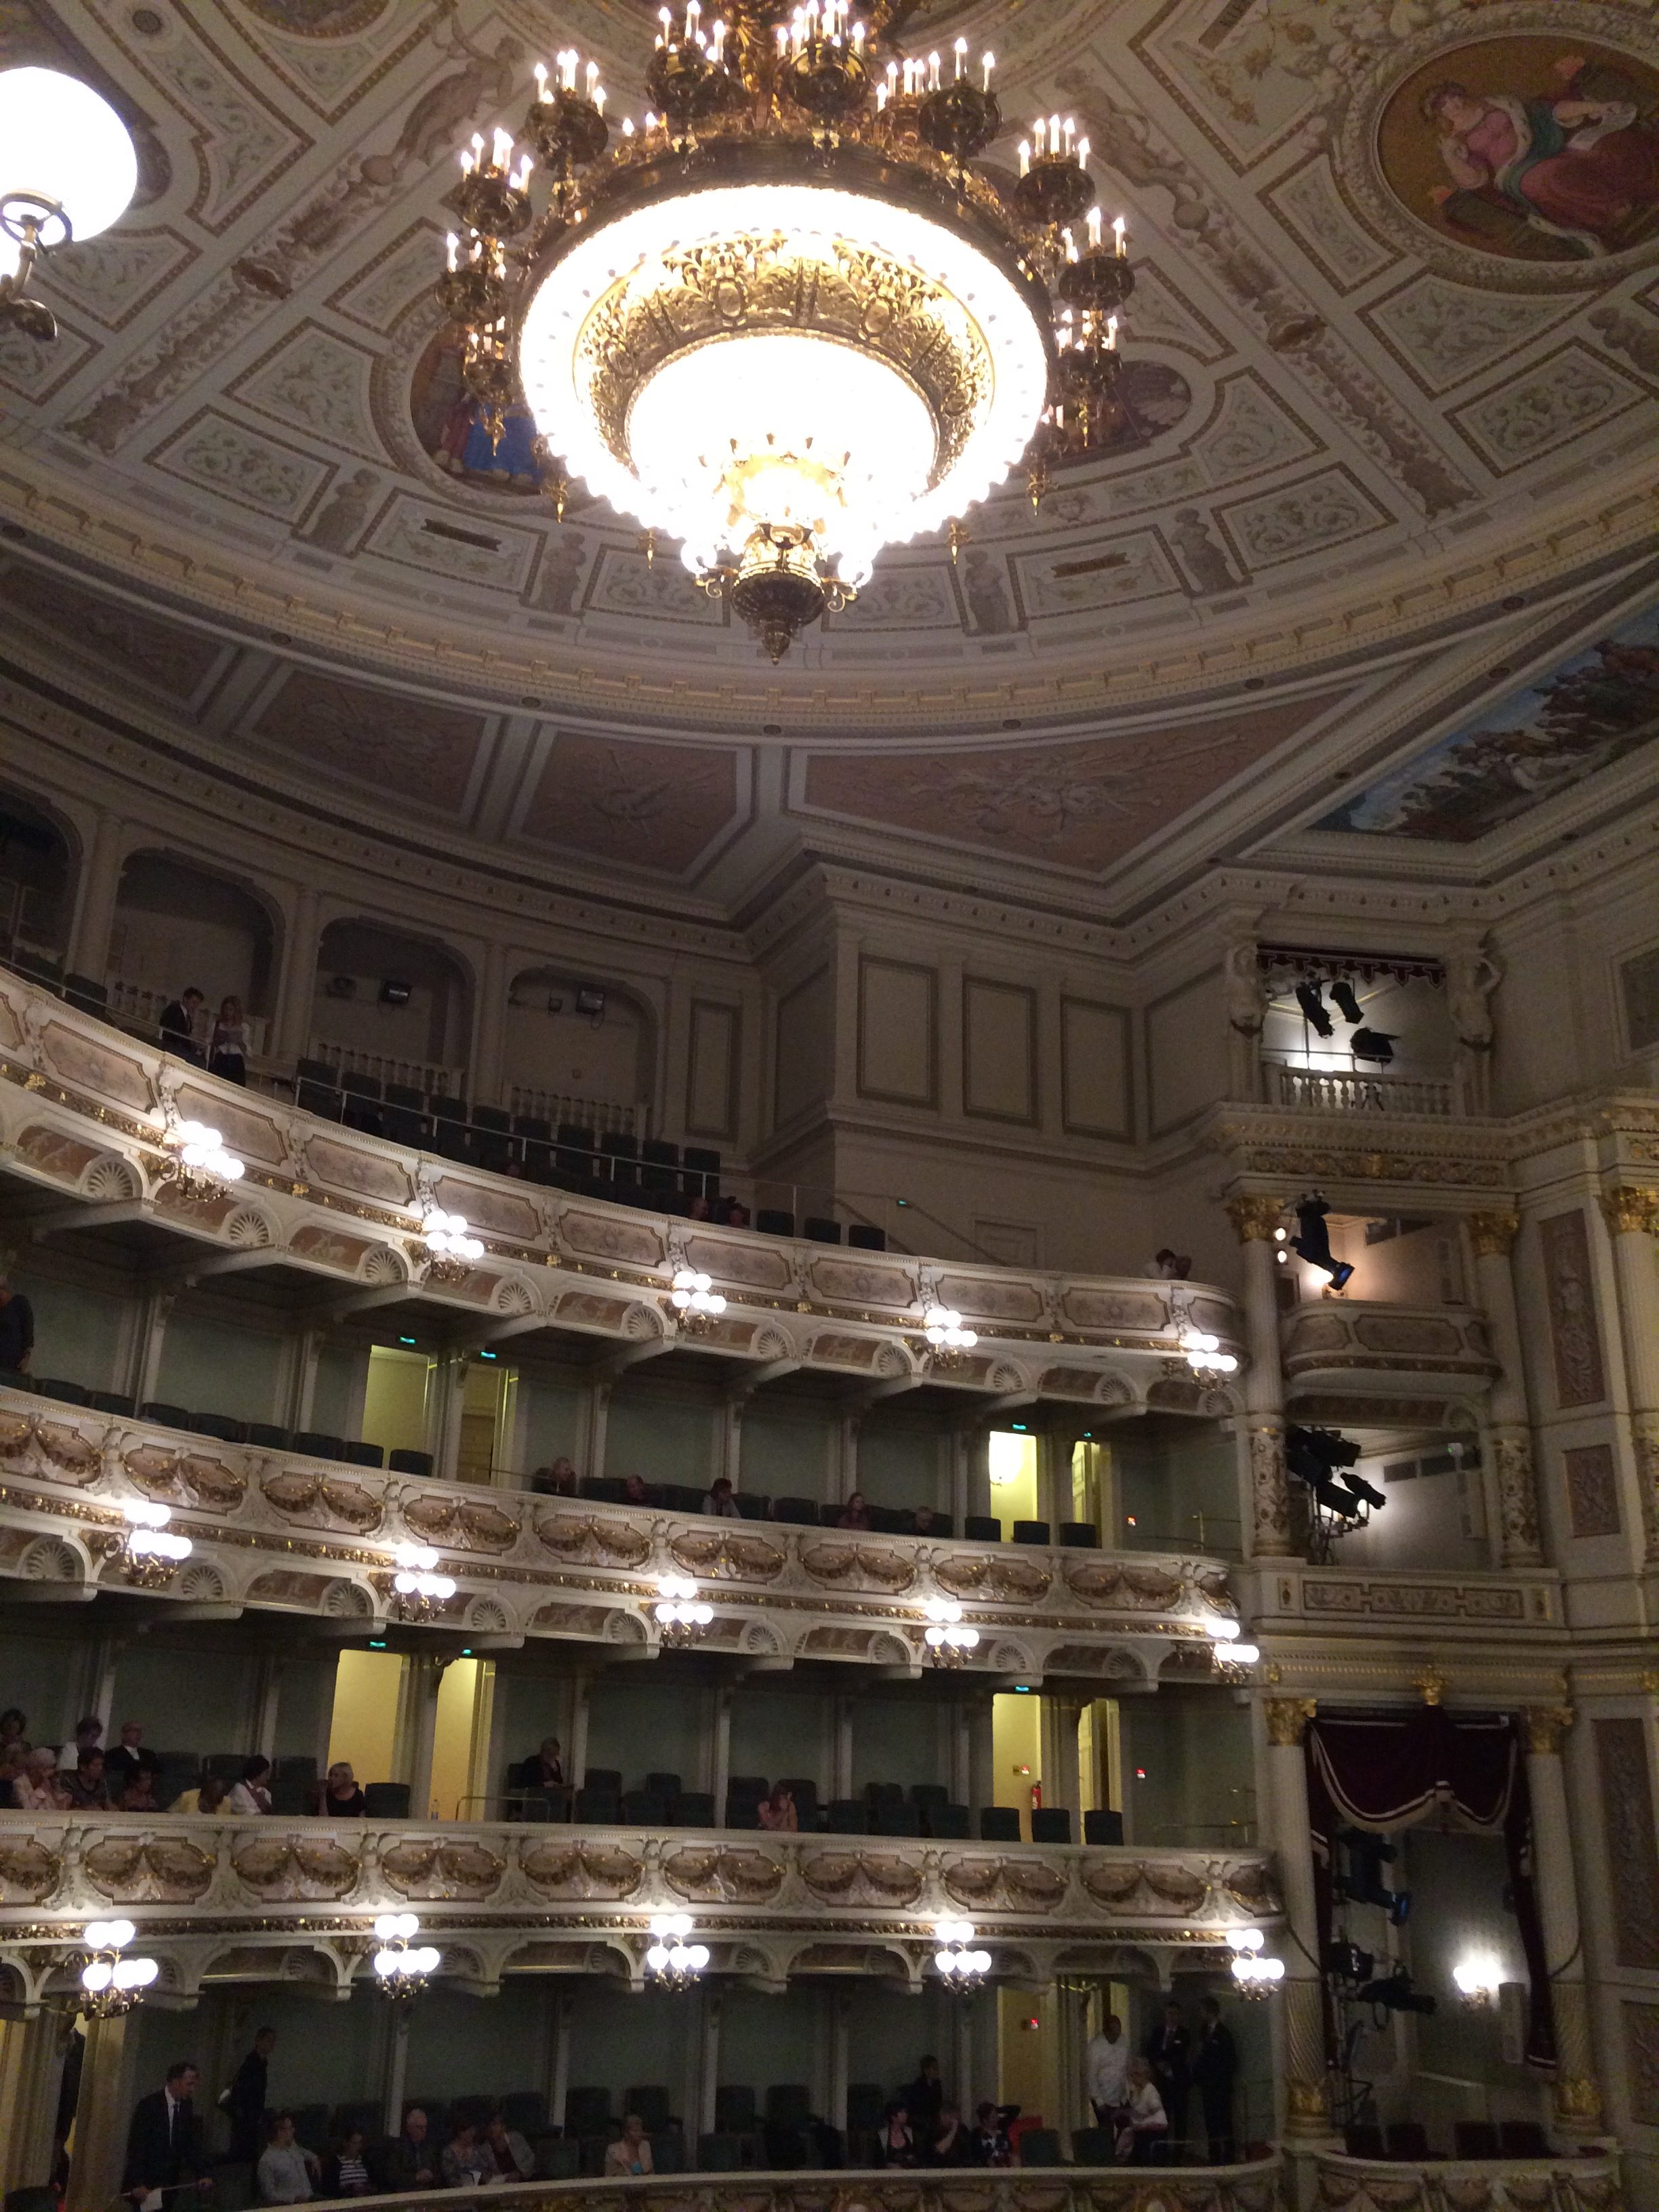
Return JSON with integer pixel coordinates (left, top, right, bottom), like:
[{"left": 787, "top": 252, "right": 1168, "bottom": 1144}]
[
  {"left": 1359, "top": 1968, "right": 1435, "bottom": 2015},
  {"left": 575, "top": 986, "right": 606, "bottom": 1017},
  {"left": 1350, "top": 1027, "right": 1397, "bottom": 1065},
  {"left": 379, "top": 979, "right": 413, "bottom": 1007},
  {"left": 1294, "top": 980, "right": 1334, "bottom": 1036},
  {"left": 1290, "top": 1193, "right": 1355, "bottom": 1289},
  {"left": 1330, "top": 978, "right": 1365, "bottom": 1025}
]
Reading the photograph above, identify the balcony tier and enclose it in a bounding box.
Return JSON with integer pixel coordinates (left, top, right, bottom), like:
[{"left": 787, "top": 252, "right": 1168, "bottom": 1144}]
[{"left": 1281, "top": 1300, "right": 1499, "bottom": 1406}]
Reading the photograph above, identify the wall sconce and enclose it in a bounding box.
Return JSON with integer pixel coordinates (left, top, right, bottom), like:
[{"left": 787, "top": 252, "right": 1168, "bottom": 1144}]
[
  {"left": 372, "top": 1912, "right": 440, "bottom": 1999},
  {"left": 121, "top": 1500, "right": 192, "bottom": 1587},
  {"left": 77, "top": 1919, "right": 159, "bottom": 2017},
  {"left": 1452, "top": 1953, "right": 1501, "bottom": 2010}
]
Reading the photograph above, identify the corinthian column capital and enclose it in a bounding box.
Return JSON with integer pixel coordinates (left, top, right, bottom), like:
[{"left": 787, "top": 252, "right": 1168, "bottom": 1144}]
[
  {"left": 1264, "top": 1696, "right": 1317, "bottom": 1747},
  {"left": 1599, "top": 1184, "right": 1659, "bottom": 1238},
  {"left": 1466, "top": 1211, "right": 1520, "bottom": 1258},
  {"left": 1227, "top": 1195, "right": 1285, "bottom": 1244},
  {"left": 1522, "top": 1704, "right": 1575, "bottom": 1755}
]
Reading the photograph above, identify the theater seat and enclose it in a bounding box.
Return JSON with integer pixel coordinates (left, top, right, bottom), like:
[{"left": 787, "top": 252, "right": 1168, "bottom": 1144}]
[
  {"left": 362, "top": 1782, "right": 411, "bottom": 1818},
  {"left": 1084, "top": 1809, "right": 1124, "bottom": 1846},
  {"left": 388, "top": 1448, "right": 433, "bottom": 1476},
  {"left": 979, "top": 1805, "right": 1020, "bottom": 1841},
  {"left": 1031, "top": 1807, "right": 1072, "bottom": 1844}
]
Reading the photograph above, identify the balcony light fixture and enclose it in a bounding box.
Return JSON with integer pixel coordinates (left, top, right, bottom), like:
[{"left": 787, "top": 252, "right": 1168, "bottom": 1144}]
[
  {"left": 79, "top": 1918, "right": 159, "bottom": 2016},
  {"left": 372, "top": 1912, "right": 441, "bottom": 1998}
]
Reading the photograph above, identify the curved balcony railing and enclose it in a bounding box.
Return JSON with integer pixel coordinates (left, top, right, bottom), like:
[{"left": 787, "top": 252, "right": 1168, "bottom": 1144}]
[
  {"left": 1281, "top": 1300, "right": 1498, "bottom": 1405},
  {"left": 0, "top": 1386, "right": 1237, "bottom": 1673}
]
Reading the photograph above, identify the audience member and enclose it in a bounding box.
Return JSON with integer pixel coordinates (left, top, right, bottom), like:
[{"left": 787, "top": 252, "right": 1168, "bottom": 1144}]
[
  {"left": 16, "top": 1745, "right": 65, "bottom": 1810},
  {"left": 228, "top": 1755, "right": 274, "bottom": 1814},
  {"left": 159, "top": 987, "right": 206, "bottom": 1065},
  {"left": 372, "top": 2107, "right": 438, "bottom": 2192},
  {"left": 1086, "top": 2011, "right": 1131, "bottom": 2129},
  {"left": 60, "top": 1748, "right": 112, "bottom": 1811},
  {"left": 321, "top": 1762, "right": 367, "bottom": 1817},
  {"left": 1143, "top": 1248, "right": 1191, "bottom": 1281},
  {"left": 903, "top": 2055, "right": 944, "bottom": 2135},
  {"left": 123, "top": 2059, "right": 210, "bottom": 2199},
  {"left": 1145, "top": 1999, "right": 1191, "bottom": 2152},
  {"left": 623, "top": 1474, "right": 653, "bottom": 1506},
  {"left": 703, "top": 1476, "right": 741, "bottom": 1518},
  {"left": 880, "top": 2101, "right": 916, "bottom": 2167},
  {"left": 225, "top": 2027, "right": 276, "bottom": 2161},
  {"left": 604, "top": 2114, "right": 655, "bottom": 2178},
  {"left": 119, "top": 1761, "right": 161, "bottom": 1812},
  {"left": 0, "top": 1742, "right": 24, "bottom": 1808},
  {"left": 0, "top": 1706, "right": 27, "bottom": 1752},
  {"left": 912, "top": 1506, "right": 937, "bottom": 1536},
  {"left": 924, "top": 2103, "right": 973, "bottom": 2166},
  {"left": 483, "top": 2112, "right": 535, "bottom": 2180},
  {"left": 57, "top": 1715, "right": 102, "bottom": 1771},
  {"left": 258, "top": 2112, "right": 321, "bottom": 2204},
  {"left": 104, "top": 1719, "right": 148, "bottom": 1793},
  {"left": 512, "top": 1736, "right": 565, "bottom": 1799},
  {"left": 171, "top": 1773, "right": 230, "bottom": 1816},
  {"left": 687, "top": 1194, "right": 712, "bottom": 1222},
  {"left": 323, "top": 2127, "right": 374, "bottom": 2198},
  {"left": 0, "top": 1269, "right": 35, "bottom": 1377},
  {"left": 724, "top": 1200, "right": 751, "bottom": 1229},
  {"left": 757, "top": 1782, "right": 798, "bottom": 1832},
  {"left": 1191, "top": 1997, "right": 1238, "bottom": 2163},
  {"left": 1115, "top": 2059, "right": 1168, "bottom": 2165},
  {"left": 836, "top": 1491, "right": 872, "bottom": 1531},
  {"left": 440, "top": 2118, "right": 491, "bottom": 2186},
  {"left": 531, "top": 1458, "right": 577, "bottom": 1496},
  {"left": 209, "top": 996, "right": 250, "bottom": 1086},
  {"left": 970, "top": 2103, "right": 1013, "bottom": 2167}
]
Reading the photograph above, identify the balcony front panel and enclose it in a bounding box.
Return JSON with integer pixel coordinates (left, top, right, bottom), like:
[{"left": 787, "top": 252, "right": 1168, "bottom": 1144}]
[
  {"left": 1280, "top": 1301, "right": 1498, "bottom": 1405},
  {"left": 0, "top": 1813, "right": 1280, "bottom": 2001}
]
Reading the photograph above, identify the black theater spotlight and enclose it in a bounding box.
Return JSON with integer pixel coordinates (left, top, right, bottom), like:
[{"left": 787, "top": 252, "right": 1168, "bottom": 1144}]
[
  {"left": 1294, "top": 980, "right": 1334, "bottom": 1036},
  {"left": 1358, "top": 1967, "right": 1436, "bottom": 2017},
  {"left": 1290, "top": 1193, "right": 1355, "bottom": 1289},
  {"left": 1337, "top": 1828, "right": 1411, "bottom": 1924}
]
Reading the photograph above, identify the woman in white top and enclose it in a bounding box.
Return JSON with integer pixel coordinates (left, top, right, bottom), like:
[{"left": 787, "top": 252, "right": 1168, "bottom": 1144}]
[
  {"left": 209, "top": 995, "right": 249, "bottom": 1085},
  {"left": 1115, "top": 2060, "right": 1168, "bottom": 2165},
  {"left": 226, "top": 1756, "right": 273, "bottom": 1815},
  {"left": 257, "top": 2114, "right": 319, "bottom": 2204},
  {"left": 14, "top": 1746, "right": 65, "bottom": 1811}
]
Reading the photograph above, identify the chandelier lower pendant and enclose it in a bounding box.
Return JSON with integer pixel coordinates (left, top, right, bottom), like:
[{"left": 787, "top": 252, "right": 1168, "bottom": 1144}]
[{"left": 437, "top": 4, "right": 1139, "bottom": 661}]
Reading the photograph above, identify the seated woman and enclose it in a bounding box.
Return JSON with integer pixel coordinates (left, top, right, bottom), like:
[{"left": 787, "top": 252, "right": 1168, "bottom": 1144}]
[
  {"left": 923, "top": 2104, "right": 975, "bottom": 2166},
  {"left": 14, "top": 1746, "right": 66, "bottom": 1811},
  {"left": 757, "top": 1782, "right": 798, "bottom": 1832},
  {"left": 882, "top": 2102, "right": 917, "bottom": 2167},
  {"left": 703, "top": 1477, "right": 741, "bottom": 1517},
  {"left": 323, "top": 2127, "right": 373, "bottom": 2198},
  {"left": 837, "top": 1491, "right": 872, "bottom": 1531},
  {"left": 321, "top": 1761, "right": 367, "bottom": 1817},
  {"left": 257, "top": 2113, "right": 320, "bottom": 2205},
  {"left": 171, "top": 1772, "right": 230, "bottom": 1816},
  {"left": 604, "top": 2114, "right": 655, "bottom": 2177},
  {"left": 532, "top": 1457, "right": 578, "bottom": 1496},
  {"left": 1115, "top": 2059, "right": 1168, "bottom": 2165},
  {"left": 228, "top": 1755, "right": 273, "bottom": 1815},
  {"left": 440, "top": 2119, "right": 491, "bottom": 2187},
  {"left": 623, "top": 1474, "right": 655, "bottom": 1507}
]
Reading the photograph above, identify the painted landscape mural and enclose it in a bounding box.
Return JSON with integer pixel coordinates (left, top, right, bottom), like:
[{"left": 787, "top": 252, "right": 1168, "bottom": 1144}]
[{"left": 1317, "top": 602, "right": 1659, "bottom": 841}]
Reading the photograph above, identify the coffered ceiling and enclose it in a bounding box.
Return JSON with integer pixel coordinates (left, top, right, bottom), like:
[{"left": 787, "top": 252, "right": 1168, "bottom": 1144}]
[{"left": 1, "top": 0, "right": 1657, "bottom": 918}]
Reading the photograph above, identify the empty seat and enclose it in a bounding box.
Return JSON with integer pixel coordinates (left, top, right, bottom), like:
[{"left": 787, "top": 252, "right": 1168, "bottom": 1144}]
[
  {"left": 926, "top": 1803, "right": 970, "bottom": 1839},
  {"left": 501, "top": 2091, "right": 548, "bottom": 2135},
  {"left": 626, "top": 2085, "right": 674, "bottom": 2133},
  {"left": 583, "top": 1767, "right": 624, "bottom": 1796},
  {"left": 340, "top": 1439, "right": 383, "bottom": 1467},
  {"left": 1013, "top": 1519, "right": 1052, "bottom": 1545},
  {"left": 1084, "top": 1809, "right": 1125, "bottom": 1847},
  {"left": 291, "top": 1431, "right": 346, "bottom": 1459},
  {"left": 535, "top": 2139, "right": 580, "bottom": 2181},
  {"left": 964, "top": 1513, "right": 1002, "bottom": 1542},
  {"left": 63, "top": 971, "right": 108, "bottom": 1012},
  {"left": 724, "top": 1793, "right": 760, "bottom": 1830},
  {"left": 658, "top": 1482, "right": 705, "bottom": 1514},
  {"left": 382, "top": 1097, "right": 429, "bottom": 1148},
  {"left": 767, "top": 2084, "right": 813, "bottom": 2127},
  {"left": 183, "top": 1410, "right": 247, "bottom": 1443},
  {"left": 431, "top": 1120, "right": 472, "bottom": 1164},
  {"left": 1072, "top": 2128, "right": 1116, "bottom": 2167},
  {"left": 296, "top": 1078, "right": 344, "bottom": 1120},
  {"left": 520, "top": 1787, "right": 572, "bottom": 1824},
  {"left": 825, "top": 1799, "right": 868, "bottom": 1833},
  {"left": 566, "top": 2087, "right": 612, "bottom": 2137},
  {"left": 1345, "top": 2127, "right": 1386, "bottom": 2160},
  {"left": 620, "top": 1789, "right": 671, "bottom": 1826},
  {"left": 34, "top": 1377, "right": 91, "bottom": 1406},
  {"left": 1498, "top": 2123, "right": 1550, "bottom": 2158},
  {"left": 1031, "top": 1807, "right": 1072, "bottom": 1844},
  {"left": 471, "top": 1105, "right": 514, "bottom": 1172},
  {"left": 1059, "top": 1521, "right": 1099, "bottom": 1548},
  {"left": 140, "top": 1401, "right": 190, "bottom": 1428},
  {"left": 733, "top": 1492, "right": 769, "bottom": 1520},
  {"left": 270, "top": 1777, "right": 313, "bottom": 1816},
  {"left": 979, "top": 1805, "right": 1021, "bottom": 1842},
  {"left": 715, "top": 2086, "right": 758, "bottom": 2133},
  {"left": 473, "top": 1103, "right": 512, "bottom": 1132},
  {"left": 697, "top": 2134, "right": 747, "bottom": 2173},
  {"left": 756, "top": 1208, "right": 794, "bottom": 1236},
  {"left": 846, "top": 2084, "right": 885, "bottom": 2132},
  {"left": 1453, "top": 2123, "right": 1499, "bottom": 2160},
  {"left": 803, "top": 1216, "right": 841, "bottom": 1243},
  {"left": 428, "top": 1093, "right": 468, "bottom": 1124},
  {"left": 384, "top": 1080, "right": 424, "bottom": 1109},
  {"left": 649, "top": 2130, "right": 686, "bottom": 2175},
  {"left": 275, "top": 1755, "right": 318, "bottom": 1782},
  {"left": 909, "top": 1782, "right": 948, "bottom": 1809},
  {"left": 645, "top": 1771, "right": 682, "bottom": 1799},
  {"left": 1386, "top": 2123, "right": 1432, "bottom": 2160},
  {"left": 580, "top": 1475, "right": 627, "bottom": 1504},
  {"left": 681, "top": 1145, "right": 720, "bottom": 1197},
  {"left": 245, "top": 1422, "right": 289, "bottom": 1450},
  {"left": 388, "top": 1448, "right": 433, "bottom": 1477},
  {"left": 599, "top": 1130, "right": 638, "bottom": 1186},
  {"left": 847, "top": 1224, "right": 886, "bottom": 1250},
  {"left": 1019, "top": 2129, "right": 1063, "bottom": 2167},
  {"left": 296, "top": 1057, "right": 335, "bottom": 1086},
  {"left": 556, "top": 1123, "right": 596, "bottom": 1176},
  {"left": 874, "top": 1801, "right": 921, "bottom": 1836},
  {"left": 576, "top": 1789, "right": 619, "bottom": 1824},
  {"left": 362, "top": 1782, "right": 411, "bottom": 1818},
  {"left": 673, "top": 1790, "right": 716, "bottom": 1828},
  {"left": 771, "top": 1495, "right": 819, "bottom": 1525},
  {"left": 639, "top": 1136, "right": 678, "bottom": 1191},
  {"left": 868, "top": 1505, "right": 911, "bottom": 1534},
  {"left": 88, "top": 1389, "right": 136, "bottom": 1416}
]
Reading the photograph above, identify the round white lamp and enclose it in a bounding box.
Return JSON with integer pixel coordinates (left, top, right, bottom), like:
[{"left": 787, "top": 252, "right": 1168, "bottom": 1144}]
[{"left": 0, "top": 67, "right": 137, "bottom": 336}]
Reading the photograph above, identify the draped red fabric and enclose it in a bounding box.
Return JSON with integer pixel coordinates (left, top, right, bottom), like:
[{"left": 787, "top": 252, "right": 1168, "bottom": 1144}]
[{"left": 1304, "top": 1708, "right": 1555, "bottom": 2070}]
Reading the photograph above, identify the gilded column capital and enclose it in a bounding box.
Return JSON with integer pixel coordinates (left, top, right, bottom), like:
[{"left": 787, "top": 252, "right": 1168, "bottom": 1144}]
[
  {"left": 1264, "top": 1696, "right": 1317, "bottom": 1746},
  {"left": 1226, "top": 1195, "right": 1286, "bottom": 1244},
  {"left": 1466, "top": 1212, "right": 1520, "bottom": 1258},
  {"left": 1522, "top": 1704, "right": 1575, "bottom": 1755},
  {"left": 1599, "top": 1183, "right": 1659, "bottom": 1237}
]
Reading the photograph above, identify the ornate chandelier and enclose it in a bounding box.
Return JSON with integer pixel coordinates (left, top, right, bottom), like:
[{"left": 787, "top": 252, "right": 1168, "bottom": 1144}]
[{"left": 438, "top": 1, "right": 1133, "bottom": 660}]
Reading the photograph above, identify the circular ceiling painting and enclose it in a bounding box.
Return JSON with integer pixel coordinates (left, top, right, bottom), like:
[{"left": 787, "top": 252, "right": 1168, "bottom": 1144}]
[{"left": 1378, "top": 34, "right": 1659, "bottom": 263}]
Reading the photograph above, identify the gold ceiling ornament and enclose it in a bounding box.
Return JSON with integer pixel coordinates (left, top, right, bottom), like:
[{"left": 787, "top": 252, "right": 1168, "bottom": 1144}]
[
  {"left": 1598, "top": 1183, "right": 1659, "bottom": 1238},
  {"left": 1225, "top": 1194, "right": 1286, "bottom": 1244},
  {"left": 435, "top": 0, "right": 1137, "bottom": 660}
]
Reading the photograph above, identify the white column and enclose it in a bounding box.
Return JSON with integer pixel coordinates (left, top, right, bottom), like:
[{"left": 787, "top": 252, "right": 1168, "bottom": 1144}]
[
  {"left": 952, "top": 1996, "right": 974, "bottom": 2129},
  {"left": 967, "top": 1700, "right": 994, "bottom": 1818},
  {"left": 1262, "top": 1697, "right": 1328, "bottom": 2135},
  {"left": 826, "top": 1988, "right": 851, "bottom": 2132},
  {"left": 249, "top": 1656, "right": 284, "bottom": 1761},
  {"left": 432, "top": 1355, "right": 468, "bottom": 1484},
  {"left": 567, "top": 1671, "right": 592, "bottom": 1790},
  {"left": 283, "top": 1328, "right": 325, "bottom": 1435},
  {"left": 586, "top": 1378, "right": 613, "bottom": 1486},
  {"left": 272, "top": 883, "right": 325, "bottom": 1066},
  {"left": 836, "top": 1410, "right": 863, "bottom": 1504},
  {"left": 471, "top": 939, "right": 512, "bottom": 1108},
  {"left": 0, "top": 2010, "right": 64, "bottom": 2194},
  {"left": 64, "top": 2013, "right": 140, "bottom": 2212},
  {"left": 382, "top": 2005, "right": 411, "bottom": 2136},
  {"left": 718, "top": 1390, "right": 749, "bottom": 1490},
  {"left": 1042, "top": 1696, "right": 1082, "bottom": 1820},
  {"left": 394, "top": 1654, "right": 443, "bottom": 1818},
  {"left": 1227, "top": 1197, "right": 1296, "bottom": 1558},
  {"left": 699, "top": 1990, "right": 722, "bottom": 2137},
  {"left": 548, "top": 1994, "right": 574, "bottom": 2136},
  {"left": 950, "top": 1700, "right": 971, "bottom": 1807},
  {"left": 66, "top": 808, "right": 127, "bottom": 981},
  {"left": 832, "top": 1696, "right": 854, "bottom": 1801},
  {"left": 1468, "top": 1213, "right": 1544, "bottom": 1566},
  {"left": 705, "top": 1684, "right": 733, "bottom": 1811},
  {"left": 1523, "top": 1706, "right": 1603, "bottom": 2135},
  {"left": 1599, "top": 1186, "right": 1659, "bottom": 1562},
  {"left": 126, "top": 1289, "right": 176, "bottom": 1408}
]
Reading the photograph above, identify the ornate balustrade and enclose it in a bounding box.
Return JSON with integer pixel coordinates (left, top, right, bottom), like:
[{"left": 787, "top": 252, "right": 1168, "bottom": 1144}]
[
  {"left": 0, "top": 1811, "right": 1280, "bottom": 2003},
  {"left": 0, "top": 1387, "right": 1235, "bottom": 1677},
  {"left": 1313, "top": 2151, "right": 1620, "bottom": 2212},
  {"left": 1280, "top": 1300, "right": 1498, "bottom": 1414},
  {"left": 0, "top": 967, "right": 1243, "bottom": 1409},
  {"left": 1269, "top": 1065, "right": 1456, "bottom": 1118}
]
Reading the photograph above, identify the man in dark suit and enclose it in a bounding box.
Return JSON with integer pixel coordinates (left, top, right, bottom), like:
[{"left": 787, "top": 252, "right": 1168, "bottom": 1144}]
[
  {"left": 1191, "top": 1998, "right": 1239, "bottom": 2163},
  {"left": 157, "top": 988, "right": 205, "bottom": 1065},
  {"left": 1144, "top": 2001, "right": 1192, "bottom": 2155},
  {"left": 223, "top": 2026, "right": 276, "bottom": 2162},
  {"left": 123, "top": 2058, "right": 210, "bottom": 2200}
]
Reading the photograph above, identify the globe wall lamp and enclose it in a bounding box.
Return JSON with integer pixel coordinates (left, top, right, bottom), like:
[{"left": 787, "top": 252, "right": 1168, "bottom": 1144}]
[
  {"left": 645, "top": 1912, "right": 709, "bottom": 1990},
  {"left": 391, "top": 1542, "right": 456, "bottom": 1619},
  {"left": 670, "top": 1269, "right": 727, "bottom": 1334},
  {"left": 654, "top": 1572, "right": 714, "bottom": 1645},
  {"left": 120, "top": 1499, "right": 192, "bottom": 1588},
  {"left": 415, "top": 1208, "right": 483, "bottom": 1283},
  {"left": 922, "top": 1595, "right": 979, "bottom": 1667},
  {"left": 1180, "top": 1328, "right": 1238, "bottom": 1378},
  {"left": 0, "top": 66, "right": 137, "bottom": 341},
  {"left": 160, "top": 1120, "right": 246, "bottom": 1202},
  {"left": 922, "top": 1306, "right": 978, "bottom": 1370},
  {"left": 1453, "top": 1953, "right": 1501, "bottom": 2011},
  {"left": 1202, "top": 1614, "right": 1258, "bottom": 1681},
  {"left": 934, "top": 1920, "right": 991, "bottom": 1990},
  {"left": 1228, "top": 1928, "right": 1284, "bottom": 2000},
  {"left": 78, "top": 1919, "right": 159, "bottom": 2018},
  {"left": 372, "top": 1913, "right": 441, "bottom": 1999}
]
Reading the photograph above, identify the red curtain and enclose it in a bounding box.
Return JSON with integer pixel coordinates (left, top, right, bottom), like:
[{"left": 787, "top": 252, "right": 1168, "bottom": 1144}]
[{"left": 1305, "top": 1708, "right": 1554, "bottom": 2069}]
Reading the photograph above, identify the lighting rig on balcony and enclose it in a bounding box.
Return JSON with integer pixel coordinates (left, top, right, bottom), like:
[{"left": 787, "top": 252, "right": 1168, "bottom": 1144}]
[
  {"left": 922, "top": 1595, "right": 980, "bottom": 1667},
  {"left": 119, "top": 1499, "right": 192, "bottom": 1588},
  {"left": 159, "top": 1119, "right": 245, "bottom": 1201},
  {"left": 414, "top": 1207, "right": 484, "bottom": 1283},
  {"left": 390, "top": 1542, "right": 456, "bottom": 1619},
  {"left": 670, "top": 1268, "right": 727, "bottom": 1334},
  {"left": 1227, "top": 1928, "right": 1284, "bottom": 2001},
  {"left": 934, "top": 1919, "right": 991, "bottom": 1990},
  {"left": 371, "top": 1913, "right": 441, "bottom": 1999},
  {"left": 645, "top": 1912, "right": 710, "bottom": 1990},
  {"left": 0, "top": 66, "right": 138, "bottom": 341},
  {"left": 77, "top": 1919, "right": 159, "bottom": 2018},
  {"left": 922, "top": 1305, "right": 978, "bottom": 1369},
  {"left": 653, "top": 1572, "right": 714, "bottom": 1645}
]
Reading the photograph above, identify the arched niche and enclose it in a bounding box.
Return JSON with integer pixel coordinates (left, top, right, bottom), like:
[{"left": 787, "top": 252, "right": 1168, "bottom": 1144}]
[
  {"left": 504, "top": 964, "right": 656, "bottom": 1123},
  {"left": 0, "top": 787, "right": 75, "bottom": 962},
  {"left": 110, "top": 851, "right": 276, "bottom": 1017},
  {"left": 314, "top": 918, "right": 473, "bottom": 1086}
]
